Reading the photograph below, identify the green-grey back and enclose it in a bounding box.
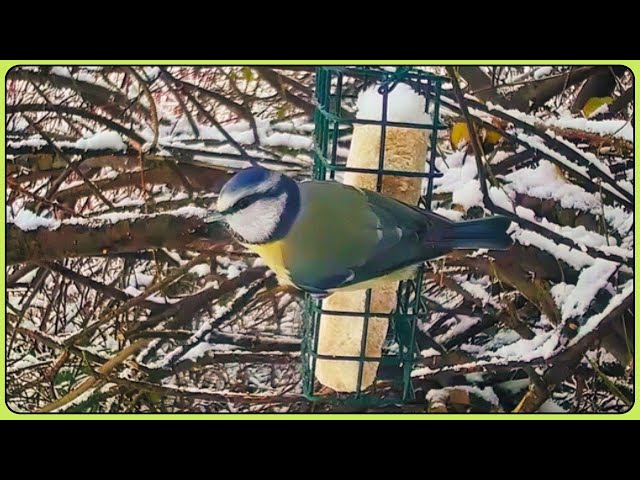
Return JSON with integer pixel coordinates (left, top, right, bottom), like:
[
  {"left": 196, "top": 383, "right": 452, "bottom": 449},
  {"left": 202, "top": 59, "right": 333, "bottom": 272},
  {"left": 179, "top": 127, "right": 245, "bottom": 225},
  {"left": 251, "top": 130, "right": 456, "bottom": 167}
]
[{"left": 281, "top": 181, "right": 448, "bottom": 293}]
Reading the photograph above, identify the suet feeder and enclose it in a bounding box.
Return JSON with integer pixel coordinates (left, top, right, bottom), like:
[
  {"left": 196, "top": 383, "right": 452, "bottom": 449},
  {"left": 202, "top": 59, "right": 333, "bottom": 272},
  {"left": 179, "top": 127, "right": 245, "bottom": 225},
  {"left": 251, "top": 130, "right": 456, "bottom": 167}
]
[{"left": 301, "top": 66, "right": 447, "bottom": 407}]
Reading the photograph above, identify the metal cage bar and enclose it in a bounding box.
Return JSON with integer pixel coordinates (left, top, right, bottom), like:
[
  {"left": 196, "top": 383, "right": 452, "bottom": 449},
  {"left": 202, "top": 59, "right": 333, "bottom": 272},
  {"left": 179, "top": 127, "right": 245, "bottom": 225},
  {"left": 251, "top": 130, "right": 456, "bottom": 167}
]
[{"left": 303, "top": 66, "right": 447, "bottom": 407}]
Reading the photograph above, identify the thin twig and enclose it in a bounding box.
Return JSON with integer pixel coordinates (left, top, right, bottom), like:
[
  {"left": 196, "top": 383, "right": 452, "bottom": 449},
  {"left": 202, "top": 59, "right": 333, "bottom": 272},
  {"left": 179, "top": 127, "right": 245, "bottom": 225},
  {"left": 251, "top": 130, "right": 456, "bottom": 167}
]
[
  {"left": 447, "top": 67, "right": 494, "bottom": 206},
  {"left": 24, "top": 116, "right": 116, "bottom": 210},
  {"left": 38, "top": 339, "right": 151, "bottom": 413}
]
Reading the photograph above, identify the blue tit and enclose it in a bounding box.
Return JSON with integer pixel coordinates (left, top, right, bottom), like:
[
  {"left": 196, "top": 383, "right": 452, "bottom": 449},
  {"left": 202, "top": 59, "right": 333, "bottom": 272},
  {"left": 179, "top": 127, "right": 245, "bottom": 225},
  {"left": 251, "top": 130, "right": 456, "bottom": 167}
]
[{"left": 216, "top": 166, "right": 512, "bottom": 297}]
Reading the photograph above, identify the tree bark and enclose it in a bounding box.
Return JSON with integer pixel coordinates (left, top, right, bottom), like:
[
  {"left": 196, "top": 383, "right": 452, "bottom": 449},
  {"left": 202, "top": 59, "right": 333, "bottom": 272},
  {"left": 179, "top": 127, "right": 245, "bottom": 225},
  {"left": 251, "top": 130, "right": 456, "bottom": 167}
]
[
  {"left": 458, "top": 66, "right": 601, "bottom": 112},
  {"left": 595, "top": 85, "right": 634, "bottom": 118},
  {"left": 510, "top": 66, "right": 599, "bottom": 111},
  {"left": 7, "top": 69, "right": 142, "bottom": 118},
  {"left": 7, "top": 215, "right": 232, "bottom": 265},
  {"left": 513, "top": 291, "right": 633, "bottom": 412},
  {"left": 54, "top": 163, "right": 232, "bottom": 205},
  {"left": 571, "top": 66, "right": 627, "bottom": 114}
]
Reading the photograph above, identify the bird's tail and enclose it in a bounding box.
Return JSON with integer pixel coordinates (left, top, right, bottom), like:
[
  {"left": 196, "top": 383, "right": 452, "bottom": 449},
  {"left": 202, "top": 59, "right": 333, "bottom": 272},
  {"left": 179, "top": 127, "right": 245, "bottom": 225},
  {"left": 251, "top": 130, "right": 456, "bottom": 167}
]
[{"left": 443, "top": 216, "right": 512, "bottom": 250}]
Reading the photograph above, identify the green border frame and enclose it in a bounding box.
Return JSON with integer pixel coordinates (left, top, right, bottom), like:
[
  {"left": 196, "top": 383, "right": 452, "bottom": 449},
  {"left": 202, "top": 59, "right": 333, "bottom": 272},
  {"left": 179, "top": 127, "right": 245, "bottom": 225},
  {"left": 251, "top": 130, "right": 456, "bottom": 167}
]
[{"left": 1, "top": 59, "right": 636, "bottom": 419}]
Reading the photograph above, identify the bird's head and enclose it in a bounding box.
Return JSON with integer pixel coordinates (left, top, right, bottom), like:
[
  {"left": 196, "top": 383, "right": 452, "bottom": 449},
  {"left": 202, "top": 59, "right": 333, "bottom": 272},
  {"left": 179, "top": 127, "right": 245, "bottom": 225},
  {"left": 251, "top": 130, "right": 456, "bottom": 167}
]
[{"left": 216, "top": 166, "right": 300, "bottom": 244}]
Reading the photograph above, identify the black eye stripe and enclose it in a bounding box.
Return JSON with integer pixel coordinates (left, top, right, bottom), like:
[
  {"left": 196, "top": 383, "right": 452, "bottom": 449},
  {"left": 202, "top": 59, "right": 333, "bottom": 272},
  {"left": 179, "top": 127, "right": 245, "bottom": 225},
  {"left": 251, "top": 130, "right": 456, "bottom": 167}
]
[
  {"left": 236, "top": 198, "right": 250, "bottom": 208},
  {"left": 222, "top": 186, "right": 282, "bottom": 215}
]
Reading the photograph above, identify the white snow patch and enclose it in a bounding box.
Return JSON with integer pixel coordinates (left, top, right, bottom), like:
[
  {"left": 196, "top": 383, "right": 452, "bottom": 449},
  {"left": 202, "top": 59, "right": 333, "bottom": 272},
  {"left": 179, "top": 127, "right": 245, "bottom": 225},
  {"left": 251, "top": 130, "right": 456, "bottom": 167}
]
[
  {"left": 260, "top": 131, "right": 313, "bottom": 150},
  {"left": 111, "top": 198, "right": 145, "bottom": 209},
  {"left": 14, "top": 267, "right": 40, "bottom": 284},
  {"left": 127, "top": 272, "right": 155, "bottom": 289},
  {"left": 504, "top": 132, "right": 628, "bottom": 203},
  {"left": 436, "top": 315, "right": 480, "bottom": 343},
  {"left": 569, "top": 281, "right": 633, "bottom": 343},
  {"left": 169, "top": 206, "right": 209, "bottom": 219},
  {"left": 488, "top": 186, "right": 514, "bottom": 211},
  {"left": 603, "top": 205, "right": 633, "bottom": 236},
  {"left": 50, "top": 66, "right": 71, "bottom": 77},
  {"left": 488, "top": 101, "right": 632, "bottom": 143},
  {"left": 74, "top": 131, "right": 127, "bottom": 151},
  {"left": 7, "top": 354, "right": 46, "bottom": 373},
  {"left": 550, "top": 283, "right": 576, "bottom": 308},
  {"left": 434, "top": 154, "right": 487, "bottom": 211},
  {"left": 512, "top": 228, "right": 595, "bottom": 270},
  {"left": 426, "top": 385, "right": 499, "bottom": 407},
  {"left": 511, "top": 205, "right": 631, "bottom": 260},
  {"left": 7, "top": 138, "right": 48, "bottom": 149},
  {"left": 87, "top": 211, "right": 144, "bottom": 225},
  {"left": 433, "top": 208, "right": 464, "bottom": 221},
  {"left": 489, "top": 329, "right": 559, "bottom": 362},
  {"left": 545, "top": 115, "right": 633, "bottom": 143},
  {"left": 435, "top": 154, "right": 478, "bottom": 192},
  {"left": 496, "top": 378, "right": 530, "bottom": 394},
  {"left": 452, "top": 180, "right": 483, "bottom": 211},
  {"left": 170, "top": 118, "right": 313, "bottom": 152},
  {"left": 11, "top": 210, "right": 61, "bottom": 231},
  {"left": 533, "top": 67, "right": 553, "bottom": 80},
  {"left": 252, "top": 257, "right": 266, "bottom": 267},
  {"left": 504, "top": 160, "right": 600, "bottom": 211},
  {"left": 189, "top": 264, "right": 211, "bottom": 277},
  {"left": 459, "top": 280, "right": 498, "bottom": 307},
  {"left": 124, "top": 285, "right": 180, "bottom": 305},
  {"left": 356, "top": 82, "right": 432, "bottom": 125},
  {"left": 561, "top": 259, "right": 618, "bottom": 320},
  {"left": 420, "top": 348, "right": 441, "bottom": 358},
  {"left": 538, "top": 400, "right": 568, "bottom": 413},
  {"left": 180, "top": 342, "right": 215, "bottom": 361},
  {"left": 226, "top": 265, "right": 241, "bottom": 279}
]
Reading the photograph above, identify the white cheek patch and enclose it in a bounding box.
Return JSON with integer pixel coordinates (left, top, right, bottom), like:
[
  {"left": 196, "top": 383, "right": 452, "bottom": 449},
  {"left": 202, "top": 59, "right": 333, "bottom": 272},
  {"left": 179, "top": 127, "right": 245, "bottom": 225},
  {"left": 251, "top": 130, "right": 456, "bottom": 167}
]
[{"left": 225, "top": 193, "right": 287, "bottom": 243}]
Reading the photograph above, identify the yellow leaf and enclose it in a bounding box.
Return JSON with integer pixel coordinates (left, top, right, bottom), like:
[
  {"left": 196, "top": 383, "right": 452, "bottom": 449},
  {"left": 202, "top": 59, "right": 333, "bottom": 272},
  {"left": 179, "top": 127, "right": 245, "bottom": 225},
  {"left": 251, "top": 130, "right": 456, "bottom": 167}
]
[
  {"left": 241, "top": 67, "right": 254, "bottom": 82},
  {"left": 450, "top": 121, "right": 470, "bottom": 150},
  {"left": 450, "top": 121, "right": 502, "bottom": 150},
  {"left": 484, "top": 129, "right": 503, "bottom": 145},
  {"left": 276, "top": 105, "right": 289, "bottom": 120},
  {"left": 582, "top": 96, "right": 613, "bottom": 118},
  {"left": 552, "top": 163, "right": 566, "bottom": 180}
]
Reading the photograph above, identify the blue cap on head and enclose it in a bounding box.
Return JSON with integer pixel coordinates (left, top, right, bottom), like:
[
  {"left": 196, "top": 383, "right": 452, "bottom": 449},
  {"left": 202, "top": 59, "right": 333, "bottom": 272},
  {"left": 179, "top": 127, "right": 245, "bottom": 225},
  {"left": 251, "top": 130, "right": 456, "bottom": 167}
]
[
  {"left": 223, "top": 166, "right": 273, "bottom": 193},
  {"left": 218, "top": 165, "right": 291, "bottom": 214}
]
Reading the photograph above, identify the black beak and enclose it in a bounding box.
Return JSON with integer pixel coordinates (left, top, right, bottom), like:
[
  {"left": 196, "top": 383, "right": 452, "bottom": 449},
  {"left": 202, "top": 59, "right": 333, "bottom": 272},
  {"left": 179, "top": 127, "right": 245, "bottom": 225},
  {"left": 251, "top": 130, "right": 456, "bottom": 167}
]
[{"left": 205, "top": 211, "right": 225, "bottom": 223}]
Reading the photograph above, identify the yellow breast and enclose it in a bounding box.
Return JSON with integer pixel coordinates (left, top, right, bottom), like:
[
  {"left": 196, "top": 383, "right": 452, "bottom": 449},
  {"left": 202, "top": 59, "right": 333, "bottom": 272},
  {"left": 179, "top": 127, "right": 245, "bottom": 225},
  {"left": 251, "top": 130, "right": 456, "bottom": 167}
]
[
  {"left": 245, "top": 240, "right": 418, "bottom": 293},
  {"left": 242, "top": 240, "right": 293, "bottom": 285},
  {"left": 243, "top": 242, "right": 418, "bottom": 294}
]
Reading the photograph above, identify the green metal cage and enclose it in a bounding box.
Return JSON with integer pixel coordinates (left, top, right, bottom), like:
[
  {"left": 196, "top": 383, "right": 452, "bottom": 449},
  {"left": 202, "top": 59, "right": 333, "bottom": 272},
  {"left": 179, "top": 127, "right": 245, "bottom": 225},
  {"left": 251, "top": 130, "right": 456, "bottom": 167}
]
[{"left": 301, "top": 66, "right": 448, "bottom": 407}]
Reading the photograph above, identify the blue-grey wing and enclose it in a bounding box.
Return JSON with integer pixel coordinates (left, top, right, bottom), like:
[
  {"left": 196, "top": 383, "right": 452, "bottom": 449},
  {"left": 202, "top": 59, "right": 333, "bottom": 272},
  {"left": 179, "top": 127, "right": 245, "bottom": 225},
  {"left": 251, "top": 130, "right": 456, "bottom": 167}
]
[{"left": 285, "top": 182, "right": 452, "bottom": 293}]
